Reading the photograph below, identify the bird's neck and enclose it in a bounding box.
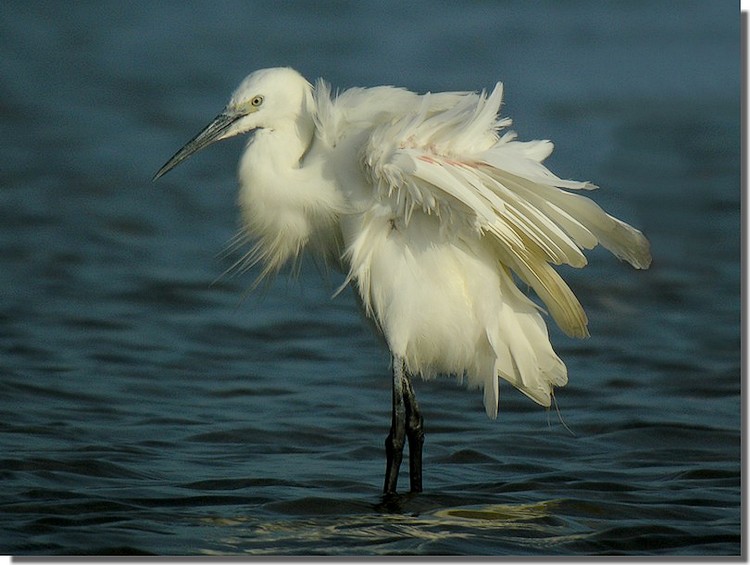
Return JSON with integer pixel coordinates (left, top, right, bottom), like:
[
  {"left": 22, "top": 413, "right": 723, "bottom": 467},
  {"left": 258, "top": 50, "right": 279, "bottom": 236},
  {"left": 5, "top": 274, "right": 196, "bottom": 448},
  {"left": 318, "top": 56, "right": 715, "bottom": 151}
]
[
  {"left": 248, "top": 114, "right": 315, "bottom": 169},
  {"left": 236, "top": 106, "right": 343, "bottom": 279}
]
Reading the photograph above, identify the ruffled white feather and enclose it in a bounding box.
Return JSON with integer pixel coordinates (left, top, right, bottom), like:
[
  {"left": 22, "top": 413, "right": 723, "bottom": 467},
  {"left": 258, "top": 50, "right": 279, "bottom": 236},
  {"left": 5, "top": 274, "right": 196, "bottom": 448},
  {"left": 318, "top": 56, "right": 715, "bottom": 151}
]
[{"left": 234, "top": 70, "right": 651, "bottom": 415}]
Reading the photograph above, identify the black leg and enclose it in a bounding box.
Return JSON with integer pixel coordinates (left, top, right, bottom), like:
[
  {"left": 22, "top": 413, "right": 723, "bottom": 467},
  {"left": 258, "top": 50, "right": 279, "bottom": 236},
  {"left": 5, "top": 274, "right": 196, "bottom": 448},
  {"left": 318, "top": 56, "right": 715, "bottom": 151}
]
[
  {"left": 383, "top": 356, "right": 406, "bottom": 495},
  {"left": 403, "top": 372, "right": 424, "bottom": 493},
  {"left": 383, "top": 356, "right": 425, "bottom": 495}
]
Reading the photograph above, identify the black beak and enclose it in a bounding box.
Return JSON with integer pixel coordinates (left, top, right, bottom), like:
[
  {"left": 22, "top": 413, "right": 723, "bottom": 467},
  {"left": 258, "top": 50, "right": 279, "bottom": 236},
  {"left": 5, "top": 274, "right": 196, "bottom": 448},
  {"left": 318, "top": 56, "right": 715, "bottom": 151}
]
[{"left": 153, "top": 112, "right": 240, "bottom": 181}]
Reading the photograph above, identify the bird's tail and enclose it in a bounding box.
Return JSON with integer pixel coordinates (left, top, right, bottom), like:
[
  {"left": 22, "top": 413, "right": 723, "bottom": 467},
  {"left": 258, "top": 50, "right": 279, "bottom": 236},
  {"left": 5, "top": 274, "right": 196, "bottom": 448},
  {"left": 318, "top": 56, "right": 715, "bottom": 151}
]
[{"left": 481, "top": 266, "right": 568, "bottom": 419}]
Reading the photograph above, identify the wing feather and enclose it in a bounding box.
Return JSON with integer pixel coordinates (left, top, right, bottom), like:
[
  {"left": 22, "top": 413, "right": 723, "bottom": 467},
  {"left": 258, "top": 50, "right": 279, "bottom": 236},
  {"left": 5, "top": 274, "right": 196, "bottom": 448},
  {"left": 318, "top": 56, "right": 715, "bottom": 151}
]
[{"left": 359, "top": 81, "right": 650, "bottom": 338}]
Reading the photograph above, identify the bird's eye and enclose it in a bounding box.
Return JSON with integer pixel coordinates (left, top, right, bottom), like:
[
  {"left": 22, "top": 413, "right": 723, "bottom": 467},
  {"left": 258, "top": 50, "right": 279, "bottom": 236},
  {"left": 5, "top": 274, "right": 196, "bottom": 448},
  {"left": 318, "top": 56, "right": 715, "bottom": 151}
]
[{"left": 251, "top": 95, "right": 264, "bottom": 107}]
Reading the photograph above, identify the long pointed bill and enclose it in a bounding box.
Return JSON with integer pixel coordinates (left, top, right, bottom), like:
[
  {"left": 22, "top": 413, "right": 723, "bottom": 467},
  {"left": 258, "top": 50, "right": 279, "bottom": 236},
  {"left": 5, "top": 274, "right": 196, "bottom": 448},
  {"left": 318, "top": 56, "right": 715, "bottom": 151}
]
[{"left": 153, "top": 112, "right": 241, "bottom": 180}]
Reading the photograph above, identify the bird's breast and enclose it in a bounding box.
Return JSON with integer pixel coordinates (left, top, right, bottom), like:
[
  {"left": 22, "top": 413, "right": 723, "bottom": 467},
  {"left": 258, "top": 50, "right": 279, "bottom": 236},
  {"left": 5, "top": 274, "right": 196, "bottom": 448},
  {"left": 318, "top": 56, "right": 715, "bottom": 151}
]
[{"left": 341, "top": 208, "right": 501, "bottom": 377}]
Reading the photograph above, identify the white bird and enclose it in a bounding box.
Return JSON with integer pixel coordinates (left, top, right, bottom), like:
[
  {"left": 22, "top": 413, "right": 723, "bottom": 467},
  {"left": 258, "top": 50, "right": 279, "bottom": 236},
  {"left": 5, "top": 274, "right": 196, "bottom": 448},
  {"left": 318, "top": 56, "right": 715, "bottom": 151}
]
[{"left": 154, "top": 67, "right": 651, "bottom": 495}]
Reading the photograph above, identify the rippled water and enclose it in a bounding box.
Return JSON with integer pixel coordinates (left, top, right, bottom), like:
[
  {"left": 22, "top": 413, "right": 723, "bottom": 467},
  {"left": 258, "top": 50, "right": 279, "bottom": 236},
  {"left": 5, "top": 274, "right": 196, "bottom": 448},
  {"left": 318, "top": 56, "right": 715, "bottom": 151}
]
[{"left": 0, "top": 1, "right": 741, "bottom": 556}]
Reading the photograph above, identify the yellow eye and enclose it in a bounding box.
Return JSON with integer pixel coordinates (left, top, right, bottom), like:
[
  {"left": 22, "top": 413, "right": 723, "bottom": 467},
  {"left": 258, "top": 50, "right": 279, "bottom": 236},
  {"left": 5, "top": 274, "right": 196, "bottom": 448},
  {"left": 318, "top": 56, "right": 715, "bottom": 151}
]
[{"left": 251, "top": 95, "right": 264, "bottom": 107}]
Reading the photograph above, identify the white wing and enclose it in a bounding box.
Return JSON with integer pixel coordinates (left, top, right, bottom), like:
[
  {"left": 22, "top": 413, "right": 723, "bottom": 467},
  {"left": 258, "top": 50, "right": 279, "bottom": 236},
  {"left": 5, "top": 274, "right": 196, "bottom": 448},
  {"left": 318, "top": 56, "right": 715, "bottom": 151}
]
[
  {"left": 313, "top": 79, "right": 651, "bottom": 413},
  {"left": 359, "top": 82, "right": 651, "bottom": 339}
]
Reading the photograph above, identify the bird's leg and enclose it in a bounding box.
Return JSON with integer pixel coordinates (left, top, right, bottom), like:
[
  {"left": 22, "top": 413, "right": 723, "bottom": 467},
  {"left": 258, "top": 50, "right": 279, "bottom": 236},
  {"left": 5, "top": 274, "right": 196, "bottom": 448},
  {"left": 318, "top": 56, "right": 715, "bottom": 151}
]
[
  {"left": 403, "top": 370, "right": 424, "bottom": 493},
  {"left": 383, "top": 355, "right": 406, "bottom": 495},
  {"left": 383, "top": 356, "right": 425, "bottom": 495}
]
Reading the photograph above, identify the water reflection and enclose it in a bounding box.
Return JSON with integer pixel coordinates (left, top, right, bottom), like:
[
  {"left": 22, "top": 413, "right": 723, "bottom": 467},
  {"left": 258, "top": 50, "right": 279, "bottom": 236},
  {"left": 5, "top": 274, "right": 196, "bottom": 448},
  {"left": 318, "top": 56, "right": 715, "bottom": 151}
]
[{"left": 198, "top": 498, "right": 588, "bottom": 555}]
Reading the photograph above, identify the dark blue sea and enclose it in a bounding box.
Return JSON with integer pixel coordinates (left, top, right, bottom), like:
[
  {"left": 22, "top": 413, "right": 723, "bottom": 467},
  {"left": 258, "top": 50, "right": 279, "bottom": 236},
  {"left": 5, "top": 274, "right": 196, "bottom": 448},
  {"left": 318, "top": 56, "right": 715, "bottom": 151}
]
[{"left": 0, "top": 1, "right": 741, "bottom": 556}]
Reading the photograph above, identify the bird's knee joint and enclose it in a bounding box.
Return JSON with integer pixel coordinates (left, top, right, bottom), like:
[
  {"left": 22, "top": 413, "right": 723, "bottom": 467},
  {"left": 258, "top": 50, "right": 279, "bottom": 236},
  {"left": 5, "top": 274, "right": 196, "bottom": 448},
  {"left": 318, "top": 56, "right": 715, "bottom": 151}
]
[
  {"left": 407, "top": 427, "right": 425, "bottom": 447},
  {"left": 407, "top": 412, "right": 424, "bottom": 433},
  {"left": 385, "top": 431, "right": 405, "bottom": 453}
]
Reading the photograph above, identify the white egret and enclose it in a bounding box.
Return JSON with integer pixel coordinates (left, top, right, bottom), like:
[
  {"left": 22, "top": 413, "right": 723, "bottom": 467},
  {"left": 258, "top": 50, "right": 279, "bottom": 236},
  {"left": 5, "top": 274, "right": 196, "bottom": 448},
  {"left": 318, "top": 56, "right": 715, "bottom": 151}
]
[{"left": 154, "top": 67, "right": 651, "bottom": 495}]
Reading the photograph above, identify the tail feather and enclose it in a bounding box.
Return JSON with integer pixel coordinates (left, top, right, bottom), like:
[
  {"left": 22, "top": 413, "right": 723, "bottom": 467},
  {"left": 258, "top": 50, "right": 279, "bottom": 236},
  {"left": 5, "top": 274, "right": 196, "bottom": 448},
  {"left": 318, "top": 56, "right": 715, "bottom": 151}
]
[{"left": 482, "top": 268, "right": 569, "bottom": 417}]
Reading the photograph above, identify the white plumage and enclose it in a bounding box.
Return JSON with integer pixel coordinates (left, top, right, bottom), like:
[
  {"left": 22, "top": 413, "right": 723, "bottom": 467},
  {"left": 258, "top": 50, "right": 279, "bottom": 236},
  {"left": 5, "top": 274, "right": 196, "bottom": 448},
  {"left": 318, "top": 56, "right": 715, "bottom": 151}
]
[{"left": 154, "top": 67, "right": 651, "bottom": 492}]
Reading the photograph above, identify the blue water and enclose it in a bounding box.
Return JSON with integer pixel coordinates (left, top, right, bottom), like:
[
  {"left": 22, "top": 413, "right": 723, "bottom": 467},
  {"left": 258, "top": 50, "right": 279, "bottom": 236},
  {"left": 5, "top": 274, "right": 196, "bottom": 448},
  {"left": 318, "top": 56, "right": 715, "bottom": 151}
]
[{"left": 0, "top": 0, "right": 741, "bottom": 556}]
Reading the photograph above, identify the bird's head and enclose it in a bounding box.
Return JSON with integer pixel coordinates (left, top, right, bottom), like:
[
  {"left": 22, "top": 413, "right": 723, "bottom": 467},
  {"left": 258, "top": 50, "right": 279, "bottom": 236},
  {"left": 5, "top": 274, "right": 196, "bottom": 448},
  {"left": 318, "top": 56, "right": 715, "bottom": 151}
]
[{"left": 153, "top": 67, "right": 312, "bottom": 180}]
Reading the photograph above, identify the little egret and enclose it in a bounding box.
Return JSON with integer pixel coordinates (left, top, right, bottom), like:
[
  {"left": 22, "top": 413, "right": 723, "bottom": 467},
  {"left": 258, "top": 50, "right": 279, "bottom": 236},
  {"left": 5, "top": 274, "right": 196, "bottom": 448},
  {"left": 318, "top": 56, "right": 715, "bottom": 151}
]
[{"left": 154, "top": 67, "right": 651, "bottom": 495}]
